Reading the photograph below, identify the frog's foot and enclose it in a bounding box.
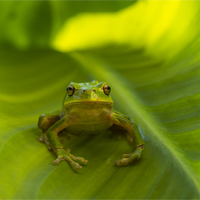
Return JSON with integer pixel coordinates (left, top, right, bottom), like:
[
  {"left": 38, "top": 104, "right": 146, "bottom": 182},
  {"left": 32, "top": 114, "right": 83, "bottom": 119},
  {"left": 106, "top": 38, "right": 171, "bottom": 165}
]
[
  {"left": 39, "top": 132, "right": 53, "bottom": 151},
  {"left": 53, "top": 148, "right": 88, "bottom": 170},
  {"left": 39, "top": 133, "right": 44, "bottom": 143},
  {"left": 114, "top": 144, "right": 145, "bottom": 166}
]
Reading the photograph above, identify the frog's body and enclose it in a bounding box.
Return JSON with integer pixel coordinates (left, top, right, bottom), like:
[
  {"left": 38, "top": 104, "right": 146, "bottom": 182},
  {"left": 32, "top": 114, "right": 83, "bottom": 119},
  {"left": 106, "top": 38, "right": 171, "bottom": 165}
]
[
  {"left": 38, "top": 80, "right": 145, "bottom": 170},
  {"left": 63, "top": 101, "right": 113, "bottom": 135}
]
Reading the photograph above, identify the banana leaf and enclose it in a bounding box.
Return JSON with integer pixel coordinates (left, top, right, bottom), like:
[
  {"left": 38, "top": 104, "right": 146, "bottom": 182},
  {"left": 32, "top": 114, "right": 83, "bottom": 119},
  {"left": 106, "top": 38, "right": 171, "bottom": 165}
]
[{"left": 0, "top": 1, "right": 200, "bottom": 199}]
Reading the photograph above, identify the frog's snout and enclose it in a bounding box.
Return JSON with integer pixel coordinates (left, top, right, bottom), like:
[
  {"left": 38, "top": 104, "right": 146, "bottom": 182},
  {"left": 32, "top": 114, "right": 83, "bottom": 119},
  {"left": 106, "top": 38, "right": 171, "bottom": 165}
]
[
  {"left": 82, "top": 89, "right": 96, "bottom": 93},
  {"left": 79, "top": 89, "right": 98, "bottom": 101}
]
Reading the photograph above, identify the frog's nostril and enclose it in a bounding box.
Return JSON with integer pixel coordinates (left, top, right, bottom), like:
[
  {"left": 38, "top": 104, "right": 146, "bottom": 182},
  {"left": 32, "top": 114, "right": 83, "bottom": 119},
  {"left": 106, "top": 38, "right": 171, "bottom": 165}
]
[
  {"left": 83, "top": 89, "right": 87, "bottom": 92},
  {"left": 93, "top": 89, "right": 96, "bottom": 92}
]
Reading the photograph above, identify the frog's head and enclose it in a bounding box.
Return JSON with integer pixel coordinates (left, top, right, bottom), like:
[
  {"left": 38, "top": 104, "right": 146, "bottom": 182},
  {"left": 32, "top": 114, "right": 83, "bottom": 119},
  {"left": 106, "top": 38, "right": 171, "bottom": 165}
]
[{"left": 63, "top": 80, "right": 113, "bottom": 108}]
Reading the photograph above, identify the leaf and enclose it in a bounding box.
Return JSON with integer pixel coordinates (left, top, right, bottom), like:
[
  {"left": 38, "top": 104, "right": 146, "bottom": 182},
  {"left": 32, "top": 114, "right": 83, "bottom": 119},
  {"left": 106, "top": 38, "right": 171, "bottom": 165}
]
[
  {"left": 0, "top": 1, "right": 135, "bottom": 49},
  {"left": 1, "top": 44, "right": 200, "bottom": 198},
  {"left": 0, "top": 1, "right": 52, "bottom": 48},
  {"left": 1, "top": 1, "right": 200, "bottom": 199}
]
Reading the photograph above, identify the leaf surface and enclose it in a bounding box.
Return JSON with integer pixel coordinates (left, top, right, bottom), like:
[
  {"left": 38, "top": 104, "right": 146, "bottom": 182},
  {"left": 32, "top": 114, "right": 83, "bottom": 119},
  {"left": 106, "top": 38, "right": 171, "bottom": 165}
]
[{"left": 1, "top": 1, "right": 200, "bottom": 199}]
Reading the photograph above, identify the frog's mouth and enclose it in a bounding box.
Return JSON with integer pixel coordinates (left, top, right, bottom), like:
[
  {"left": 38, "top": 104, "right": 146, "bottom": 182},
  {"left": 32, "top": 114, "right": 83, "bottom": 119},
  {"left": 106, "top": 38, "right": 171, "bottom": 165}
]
[{"left": 65, "top": 100, "right": 113, "bottom": 106}]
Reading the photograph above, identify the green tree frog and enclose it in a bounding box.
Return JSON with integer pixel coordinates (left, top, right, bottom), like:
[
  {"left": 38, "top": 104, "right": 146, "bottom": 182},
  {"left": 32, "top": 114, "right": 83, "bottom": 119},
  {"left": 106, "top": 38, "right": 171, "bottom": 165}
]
[{"left": 38, "top": 80, "right": 145, "bottom": 170}]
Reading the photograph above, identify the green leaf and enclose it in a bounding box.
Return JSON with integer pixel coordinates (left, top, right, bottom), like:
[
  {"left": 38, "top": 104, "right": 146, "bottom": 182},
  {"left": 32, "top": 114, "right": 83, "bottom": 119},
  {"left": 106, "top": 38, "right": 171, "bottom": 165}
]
[
  {"left": 1, "top": 44, "right": 200, "bottom": 198},
  {"left": 1, "top": 1, "right": 200, "bottom": 199},
  {"left": 0, "top": 1, "right": 134, "bottom": 49},
  {"left": 0, "top": 1, "right": 52, "bottom": 48},
  {"left": 49, "top": 1, "right": 136, "bottom": 41}
]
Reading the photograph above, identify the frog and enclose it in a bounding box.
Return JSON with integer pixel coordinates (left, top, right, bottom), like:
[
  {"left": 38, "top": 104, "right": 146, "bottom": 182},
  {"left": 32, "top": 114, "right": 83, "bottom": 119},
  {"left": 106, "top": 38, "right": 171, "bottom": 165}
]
[{"left": 38, "top": 80, "right": 145, "bottom": 170}]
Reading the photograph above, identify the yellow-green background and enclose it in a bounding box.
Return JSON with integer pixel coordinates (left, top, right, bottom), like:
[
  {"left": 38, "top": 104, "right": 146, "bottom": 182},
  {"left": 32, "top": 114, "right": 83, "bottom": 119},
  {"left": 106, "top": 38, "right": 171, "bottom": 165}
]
[{"left": 1, "top": 1, "right": 200, "bottom": 199}]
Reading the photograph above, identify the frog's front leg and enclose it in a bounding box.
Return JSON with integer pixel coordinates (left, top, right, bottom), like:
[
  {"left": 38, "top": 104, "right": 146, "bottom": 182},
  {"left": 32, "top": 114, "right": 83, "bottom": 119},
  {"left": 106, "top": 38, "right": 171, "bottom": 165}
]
[
  {"left": 38, "top": 110, "right": 61, "bottom": 150},
  {"left": 109, "top": 112, "right": 145, "bottom": 166},
  {"left": 46, "top": 117, "right": 88, "bottom": 170}
]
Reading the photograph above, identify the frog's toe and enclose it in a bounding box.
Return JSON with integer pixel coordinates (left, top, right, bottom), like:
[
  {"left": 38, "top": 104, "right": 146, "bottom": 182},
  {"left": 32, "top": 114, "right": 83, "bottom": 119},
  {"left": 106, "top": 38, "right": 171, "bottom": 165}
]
[
  {"left": 70, "top": 155, "right": 88, "bottom": 164},
  {"left": 39, "top": 134, "right": 44, "bottom": 143},
  {"left": 70, "top": 160, "right": 82, "bottom": 170},
  {"left": 114, "top": 158, "right": 129, "bottom": 166},
  {"left": 66, "top": 148, "right": 88, "bottom": 164},
  {"left": 54, "top": 148, "right": 88, "bottom": 170},
  {"left": 43, "top": 139, "right": 53, "bottom": 151},
  {"left": 53, "top": 157, "right": 65, "bottom": 165},
  {"left": 67, "top": 152, "right": 88, "bottom": 165},
  {"left": 122, "top": 153, "right": 132, "bottom": 158},
  {"left": 114, "top": 155, "right": 139, "bottom": 166},
  {"left": 115, "top": 146, "right": 144, "bottom": 166},
  {"left": 53, "top": 155, "right": 83, "bottom": 170},
  {"left": 47, "top": 145, "right": 53, "bottom": 151}
]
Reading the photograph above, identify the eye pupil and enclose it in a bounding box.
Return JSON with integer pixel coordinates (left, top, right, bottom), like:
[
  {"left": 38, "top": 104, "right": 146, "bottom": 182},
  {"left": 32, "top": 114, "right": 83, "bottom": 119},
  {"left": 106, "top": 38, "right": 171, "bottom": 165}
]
[
  {"left": 67, "top": 85, "right": 75, "bottom": 96},
  {"left": 103, "top": 84, "right": 111, "bottom": 95}
]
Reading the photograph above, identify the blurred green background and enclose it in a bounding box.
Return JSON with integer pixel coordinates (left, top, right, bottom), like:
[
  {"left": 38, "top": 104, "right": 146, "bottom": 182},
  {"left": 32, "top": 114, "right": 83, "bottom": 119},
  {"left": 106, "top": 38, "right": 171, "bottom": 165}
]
[{"left": 1, "top": 1, "right": 200, "bottom": 199}]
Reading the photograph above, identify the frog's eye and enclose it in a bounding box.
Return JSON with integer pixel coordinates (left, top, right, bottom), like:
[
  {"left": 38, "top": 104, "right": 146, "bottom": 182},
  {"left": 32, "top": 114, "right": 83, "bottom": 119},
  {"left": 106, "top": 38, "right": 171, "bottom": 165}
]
[
  {"left": 67, "top": 85, "right": 75, "bottom": 96},
  {"left": 103, "top": 84, "right": 111, "bottom": 95}
]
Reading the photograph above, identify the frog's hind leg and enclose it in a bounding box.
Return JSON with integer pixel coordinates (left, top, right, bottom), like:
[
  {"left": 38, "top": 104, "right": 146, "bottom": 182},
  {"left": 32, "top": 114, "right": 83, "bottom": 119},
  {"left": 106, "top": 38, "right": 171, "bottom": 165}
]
[
  {"left": 38, "top": 110, "right": 61, "bottom": 150},
  {"left": 109, "top": 112, "right": 145, "bottom": 166}
]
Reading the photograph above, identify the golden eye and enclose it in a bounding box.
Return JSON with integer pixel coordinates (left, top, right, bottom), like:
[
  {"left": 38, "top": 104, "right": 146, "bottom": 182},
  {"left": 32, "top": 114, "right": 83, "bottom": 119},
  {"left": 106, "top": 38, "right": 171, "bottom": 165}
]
[
  {"left": 103, "top": 84, "right": 111, "bottom": 95},
  {"left": 67, "top": 85, "right": 75, "bottom": 96}
]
